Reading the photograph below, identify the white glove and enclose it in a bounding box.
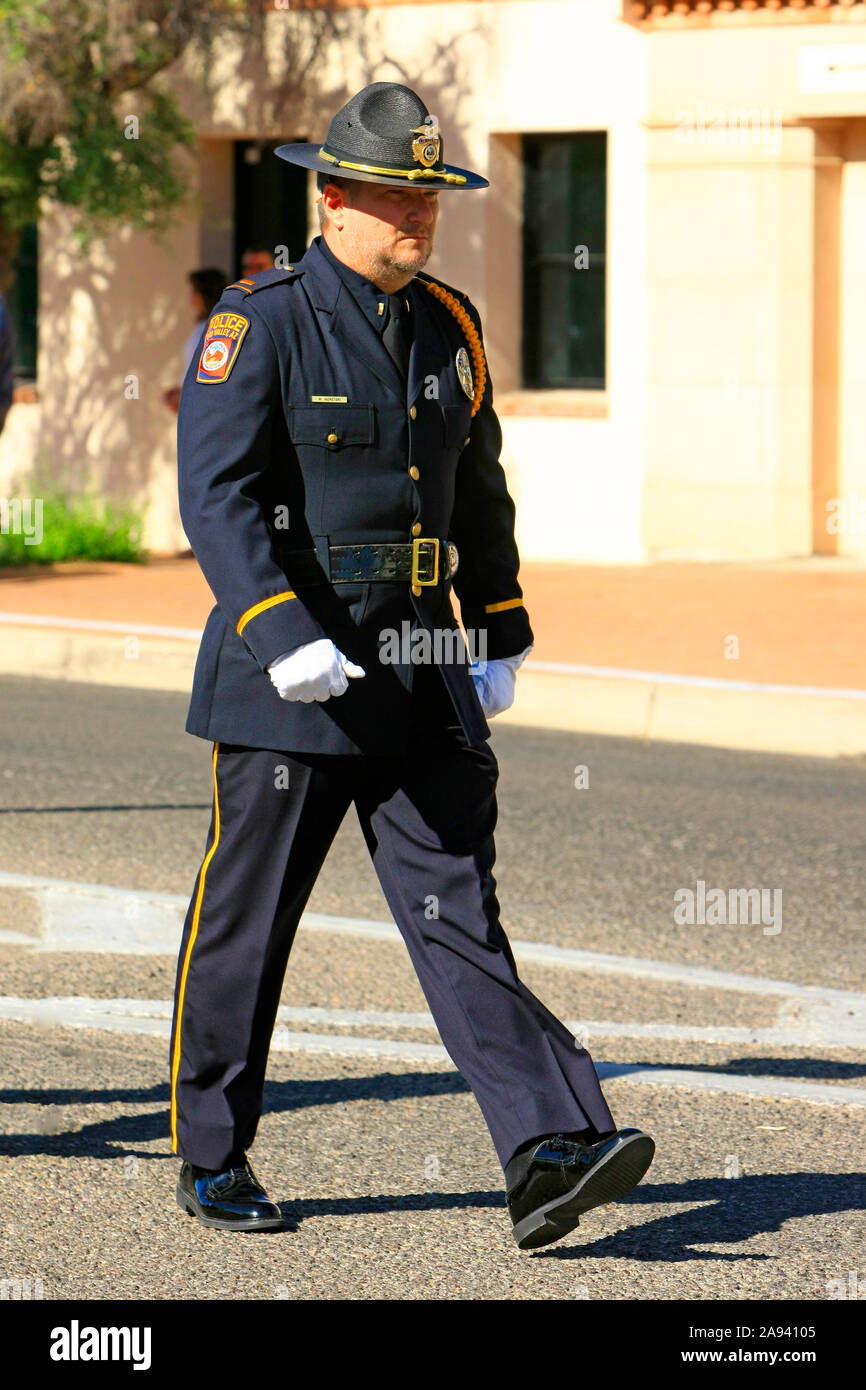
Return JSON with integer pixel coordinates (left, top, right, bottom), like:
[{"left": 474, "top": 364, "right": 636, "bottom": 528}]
[
  {"left": 266, "top": 638, "right": 366, "bottom": 703},
  {"left": 470, "top": 644, "right": 533, "bottom": 719}
]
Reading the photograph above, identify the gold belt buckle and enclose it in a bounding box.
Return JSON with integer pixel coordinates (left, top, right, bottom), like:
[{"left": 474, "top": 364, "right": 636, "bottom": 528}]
[{"left": 411, "top": 537, "right": 439, "bottom": 586}]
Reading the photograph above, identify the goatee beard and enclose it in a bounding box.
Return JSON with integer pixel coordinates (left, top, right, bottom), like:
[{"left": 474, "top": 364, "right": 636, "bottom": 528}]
[{"left": 380, "top": 242, "right": 433, "bottom": 277}]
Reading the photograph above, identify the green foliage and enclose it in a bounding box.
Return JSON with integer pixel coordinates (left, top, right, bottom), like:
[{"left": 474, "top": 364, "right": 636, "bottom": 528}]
[
  {"left": 0, "top": 491, "right": 147, "bottom": 565},
  {"left": 40, "top": 90, "right": 195, "bottom": 243},
  {"left": 0, "top": 1, "right": 253, "bottom": 245},
  {"left": 0, "top": 128, "right": 50, "bottom": 230},
  {"left": 0, "top": 2, "right": 337, "bottom": 248}
]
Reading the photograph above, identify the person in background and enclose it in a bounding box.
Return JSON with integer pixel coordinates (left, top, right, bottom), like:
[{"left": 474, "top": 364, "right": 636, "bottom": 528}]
[
  {"left": 240, "top": 246, "right": 275, "bottom": 278},
  {"left": 163, "top": 268, "right": 228, "bottom": 414}
]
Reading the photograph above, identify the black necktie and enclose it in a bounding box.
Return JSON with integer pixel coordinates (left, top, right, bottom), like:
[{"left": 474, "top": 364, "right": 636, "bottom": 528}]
[{"left": 382, "top": 293, "right": 412, "bottom": 379}]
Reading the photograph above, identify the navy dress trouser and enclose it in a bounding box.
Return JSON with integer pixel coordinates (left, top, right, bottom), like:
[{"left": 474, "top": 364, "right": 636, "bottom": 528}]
[{"left": 168, "top": 671, "right": 616, "bottom": 1173}]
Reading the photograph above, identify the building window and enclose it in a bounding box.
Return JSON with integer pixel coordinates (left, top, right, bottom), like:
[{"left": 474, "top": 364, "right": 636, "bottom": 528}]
[
  {"left": 7, "top": 224, "right": 38, "bottom": 381},
  {"left": 522, "top": 133, "right": 607, "bottom": 390},
  {"left": 233, "top": 141, "right": 308, "bottom": 277}
]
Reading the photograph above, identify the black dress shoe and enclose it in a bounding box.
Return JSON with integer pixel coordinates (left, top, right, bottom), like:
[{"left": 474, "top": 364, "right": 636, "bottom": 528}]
[
  {"left": 176, "top": 1157, "right": 287, "bottom": 1232},
  {"left": 506, "top": 1127, "right": 655, "bottom": 1250}
]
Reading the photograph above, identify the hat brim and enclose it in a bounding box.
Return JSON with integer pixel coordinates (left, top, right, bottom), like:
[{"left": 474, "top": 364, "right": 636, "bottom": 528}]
[{"left": 274, "top": 143, "right": 488, "bottom": 191}]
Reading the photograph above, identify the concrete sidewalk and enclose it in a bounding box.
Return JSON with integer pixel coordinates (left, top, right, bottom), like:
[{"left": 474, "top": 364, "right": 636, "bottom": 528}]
[{"left": 1, "top": 554, "right": 865, "bottom": 757}]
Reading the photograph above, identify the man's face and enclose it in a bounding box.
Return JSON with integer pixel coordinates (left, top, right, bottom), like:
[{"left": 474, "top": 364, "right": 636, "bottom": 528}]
[{"left": 322, "top": 180, "right": 439, "bottom": 286}]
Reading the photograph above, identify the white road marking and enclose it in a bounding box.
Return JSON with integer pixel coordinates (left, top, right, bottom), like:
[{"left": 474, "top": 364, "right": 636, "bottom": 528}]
[
  {"left": 1, "top": 872, "right": 865, "bottom": 1046},
  {"left": 2, "top": 616, "right": 864, "bottom": 697},
  {"left": 0, "top": 995, "right": 864, "bottom": 1108},
  {"left": 0, "top": 612, "right": 203, "bottom": 640},
  {"left": 525, "top": 659, "right": 866, "bottom": 701}
]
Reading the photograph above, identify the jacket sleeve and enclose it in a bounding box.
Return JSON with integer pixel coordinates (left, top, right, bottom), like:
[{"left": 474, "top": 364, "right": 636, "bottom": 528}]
[
  {"left": 176, "top": 294, "right": 329, "bottom": 670},
  {"left": 448, "top": 298, "right": 535, "bottom": 662}
]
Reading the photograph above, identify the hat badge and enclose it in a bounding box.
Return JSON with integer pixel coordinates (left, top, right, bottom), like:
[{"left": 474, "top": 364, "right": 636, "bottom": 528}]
[{"left": 411, "top": 115, "right": 441, "bottom": 168}]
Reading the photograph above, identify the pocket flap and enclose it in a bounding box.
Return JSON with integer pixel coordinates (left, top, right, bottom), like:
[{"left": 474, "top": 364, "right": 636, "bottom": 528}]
[
  {"left": 441, "top": 403, "right": 473, "bottom": 450},
  {"left": 289, "top": 404, "right": 375, "bottom": 448}
]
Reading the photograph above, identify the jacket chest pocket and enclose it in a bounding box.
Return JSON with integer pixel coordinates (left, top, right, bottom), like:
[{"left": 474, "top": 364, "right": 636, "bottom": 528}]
[
  {"left": 289, "top": 404, "right": 376, "bottom": 451},
  {"left": 441, "top": 402, "right": 473, "bottom": 451}
]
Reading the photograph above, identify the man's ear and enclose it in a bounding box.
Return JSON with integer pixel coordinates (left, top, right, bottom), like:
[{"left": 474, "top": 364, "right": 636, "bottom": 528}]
[{"left": 321, "top": 179, "right": 350, "bottom": 229}]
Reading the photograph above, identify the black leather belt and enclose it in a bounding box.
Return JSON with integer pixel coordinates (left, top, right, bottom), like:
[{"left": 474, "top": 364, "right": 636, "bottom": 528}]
[{"left": 276, "top": 538, "right": 459, "bottom": 587}]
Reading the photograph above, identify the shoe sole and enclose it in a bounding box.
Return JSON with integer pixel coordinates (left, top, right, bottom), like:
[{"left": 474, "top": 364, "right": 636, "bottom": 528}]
[
  {"left": 176, "top": 1184, "right": 288, "bottom": 1232},
  {"left": 511, "top": 1131, "right": 655, "bottom": 1251}
]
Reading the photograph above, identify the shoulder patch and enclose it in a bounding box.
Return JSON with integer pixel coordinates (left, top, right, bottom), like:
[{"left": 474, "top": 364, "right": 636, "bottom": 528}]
[
  {"left": 223, "top": 266, "right": 302, "bottom": 296},
  {"left": 196, "top": 311, "right": 251, "bottom": 384}
]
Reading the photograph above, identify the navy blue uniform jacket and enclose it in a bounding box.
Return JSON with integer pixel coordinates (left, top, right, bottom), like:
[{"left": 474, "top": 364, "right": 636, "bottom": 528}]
[{"left": 177, "top": 235, "right": 534, "bottom": 755}]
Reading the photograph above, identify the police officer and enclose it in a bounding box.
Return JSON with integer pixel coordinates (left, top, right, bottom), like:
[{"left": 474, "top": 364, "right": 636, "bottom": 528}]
[{"left": 171, "top": 81, "right": 655, "bottom": 1251}]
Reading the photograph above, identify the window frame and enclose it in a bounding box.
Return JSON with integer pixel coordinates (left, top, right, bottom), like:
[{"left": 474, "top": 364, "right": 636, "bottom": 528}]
[{"left": 521, "top": 131, "right": 608, "bottom": 392}]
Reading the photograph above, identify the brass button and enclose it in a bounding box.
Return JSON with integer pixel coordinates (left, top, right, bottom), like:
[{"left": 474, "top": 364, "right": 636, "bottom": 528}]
[
  {"left": 409, "top": 405, "right": 417, "bottom": 420},
  {"left": 411, "top": 522, "right": 422, "bottom": 537},
  {"left": 411, "top": 584, "right": 422, "bottom": 596},
  {"left": 327, "top": 432, "right": 339, "bottom": 444},
  {"left": 409, "top": 465, "right": 420, "bottom": 480},
  {"left": 463, "top": 436, "right": 471, "bottom": 448}
]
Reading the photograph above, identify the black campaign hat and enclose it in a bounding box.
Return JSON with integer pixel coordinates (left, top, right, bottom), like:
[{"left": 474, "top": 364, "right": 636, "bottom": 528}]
[{"left": 275, "top": 81, "right": 488, "bottom": 191}]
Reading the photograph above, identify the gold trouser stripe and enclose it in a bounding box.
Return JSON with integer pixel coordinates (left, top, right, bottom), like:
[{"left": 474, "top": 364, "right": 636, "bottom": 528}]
[
  {"left": 236, "top": 590, "right": 296, "bottom": 636},
  {"left": 484, "top": 597, "right": 524, "bottom": 614},
  {"left": 170, "top": 741, "right": 221, "bottom": 1153}
]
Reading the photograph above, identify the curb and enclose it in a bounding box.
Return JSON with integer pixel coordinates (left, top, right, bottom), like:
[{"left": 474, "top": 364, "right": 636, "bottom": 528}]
[
  {"left": 502, "top": 668, "right": 866, "bottom": 759},
  {"left": 0, "top": 622, "right": 197, "bottom": 692},
  {"left": 2, "top": 618, "right": 865, "bottom": 758}
]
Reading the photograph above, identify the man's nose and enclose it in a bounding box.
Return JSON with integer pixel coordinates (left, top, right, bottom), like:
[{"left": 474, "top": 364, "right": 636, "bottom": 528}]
[{"left": 408, "top": 199, "right": 436, "bottom": 226}]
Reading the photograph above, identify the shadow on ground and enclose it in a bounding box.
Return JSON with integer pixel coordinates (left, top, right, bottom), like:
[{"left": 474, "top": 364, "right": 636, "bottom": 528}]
[{"left": 1, "top": 1071, "right": 864, "bottom": 1263}]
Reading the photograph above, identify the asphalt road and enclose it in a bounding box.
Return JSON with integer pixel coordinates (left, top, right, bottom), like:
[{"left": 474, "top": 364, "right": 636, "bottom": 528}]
[{"left": 0, "top": 674, "right": 864, "bottom": 1305}]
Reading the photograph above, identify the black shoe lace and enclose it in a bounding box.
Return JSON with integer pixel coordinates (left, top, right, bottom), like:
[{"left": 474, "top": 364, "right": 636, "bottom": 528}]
[
  {"left": 548, "top": 1133, "right": 582, "bottom": 1154},
  {"left": 231, "top": 1162, "right": 259, "bottom": 1187},
  {"left": 206, "top": 1160, "right": 261, "bottom": 1195}
]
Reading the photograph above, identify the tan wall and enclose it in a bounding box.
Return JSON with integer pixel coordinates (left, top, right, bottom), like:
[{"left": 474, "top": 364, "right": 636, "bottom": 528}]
[
  {"left": 642, "top": 125, "right": 817, "bottom": 559},
  {"left": 467, "top": 0, "right": 651, "bottom": 562},
  {"left": 198, "top": 140, "right": 235, "bottom": 276},
  {"left": 646, "top": 20, "right": 866, "bottom": 125},
  {"left": 810, "top": 122, "right": 843, "bottom": 558},
  {"left": 33, "top": 194, "right": 199, "bottom": 555},
  {"left": 643, "top": 20, "right": 866, "bottom": 559},
  {"left": 836, "top": 119, "right": 866, "bottom": 557},
  {"left": 0, "top": 400, "right": 42, "bottom": 501}
]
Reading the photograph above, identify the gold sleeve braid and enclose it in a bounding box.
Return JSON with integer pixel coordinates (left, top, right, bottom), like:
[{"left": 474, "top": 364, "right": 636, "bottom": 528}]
[{"left": 422, "top": 281, "right": 487, "bottom": 418}]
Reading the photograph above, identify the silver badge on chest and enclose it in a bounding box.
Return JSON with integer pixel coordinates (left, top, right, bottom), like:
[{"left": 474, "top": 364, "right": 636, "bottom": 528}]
[{"left": 456, "top": 347, "right": 474, "bottom": 401}]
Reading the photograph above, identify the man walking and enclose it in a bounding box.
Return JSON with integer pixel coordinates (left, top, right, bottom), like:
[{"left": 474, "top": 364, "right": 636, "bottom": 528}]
[{"left": 172, "top": 81, "right": 654, "bottom": 1251}]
